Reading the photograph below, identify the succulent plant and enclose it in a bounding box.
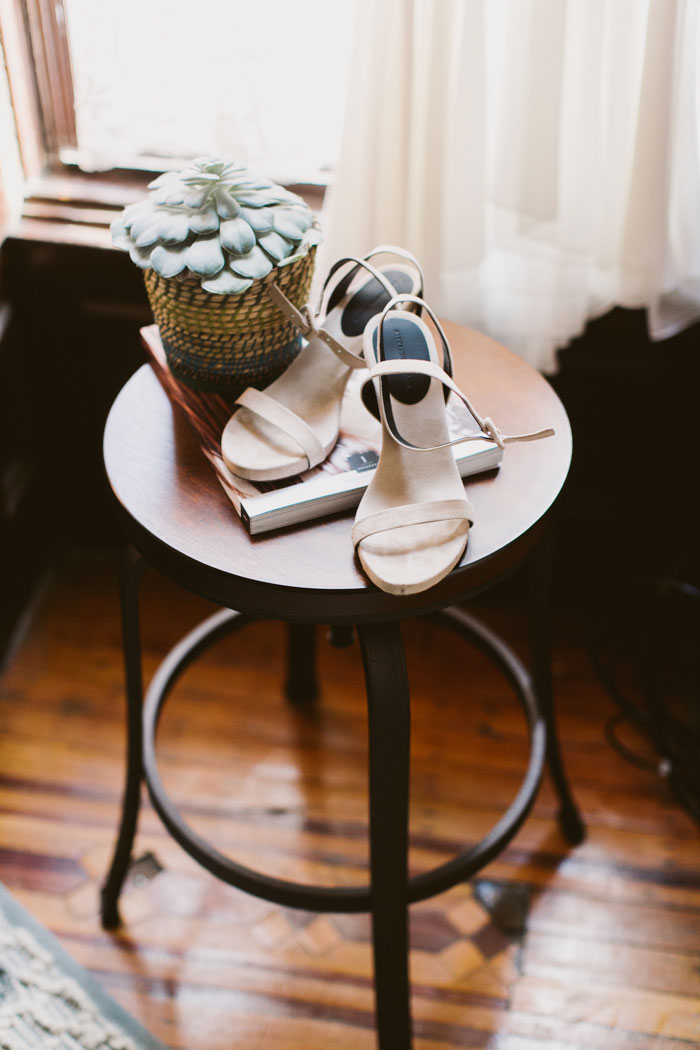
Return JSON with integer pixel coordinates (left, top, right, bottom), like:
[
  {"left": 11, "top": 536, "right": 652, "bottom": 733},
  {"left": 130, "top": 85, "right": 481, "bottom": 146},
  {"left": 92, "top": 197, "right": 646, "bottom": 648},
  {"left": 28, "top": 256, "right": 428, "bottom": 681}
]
[{"left": 111, "top": 157, "right": 321, "bottom": 295}]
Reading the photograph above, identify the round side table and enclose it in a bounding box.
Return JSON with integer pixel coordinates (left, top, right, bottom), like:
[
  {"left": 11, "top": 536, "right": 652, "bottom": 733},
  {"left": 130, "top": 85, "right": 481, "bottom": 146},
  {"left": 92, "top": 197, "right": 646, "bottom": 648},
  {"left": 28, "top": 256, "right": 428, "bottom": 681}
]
[{"left": 101, "top": 321, "right": 584, "bottom": 1050}]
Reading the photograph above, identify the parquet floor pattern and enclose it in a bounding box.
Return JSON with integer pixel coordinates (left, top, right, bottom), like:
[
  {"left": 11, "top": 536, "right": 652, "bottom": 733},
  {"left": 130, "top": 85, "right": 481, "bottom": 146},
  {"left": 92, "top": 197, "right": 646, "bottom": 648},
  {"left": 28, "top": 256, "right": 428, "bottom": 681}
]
[{"left": 1, "top": 551, "right": 699, "bottom": 1049}]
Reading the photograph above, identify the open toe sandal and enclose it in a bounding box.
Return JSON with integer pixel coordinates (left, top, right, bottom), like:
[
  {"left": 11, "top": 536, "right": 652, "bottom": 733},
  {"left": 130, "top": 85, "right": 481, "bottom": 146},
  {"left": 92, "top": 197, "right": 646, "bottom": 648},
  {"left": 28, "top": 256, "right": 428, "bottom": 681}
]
[
  {"left": 352, "top": 296, "right": 555, "bottom": 595},
  {"left": 221, "top": 246, "right": 424, "bottom": 481}
]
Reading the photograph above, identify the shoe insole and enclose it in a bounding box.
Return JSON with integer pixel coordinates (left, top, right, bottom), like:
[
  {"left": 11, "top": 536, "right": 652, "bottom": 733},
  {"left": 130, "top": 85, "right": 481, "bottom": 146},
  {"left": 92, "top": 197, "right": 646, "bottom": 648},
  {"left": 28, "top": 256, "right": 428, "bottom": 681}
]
[
  {"left": 355, "top": 312, "right": 470, "bottom": 595},
  {"left": 329, "top": 269, "right": 415, "bottom": 337},
  {"left": 362, "top": 315, "right": 432, "bottom": 419}
]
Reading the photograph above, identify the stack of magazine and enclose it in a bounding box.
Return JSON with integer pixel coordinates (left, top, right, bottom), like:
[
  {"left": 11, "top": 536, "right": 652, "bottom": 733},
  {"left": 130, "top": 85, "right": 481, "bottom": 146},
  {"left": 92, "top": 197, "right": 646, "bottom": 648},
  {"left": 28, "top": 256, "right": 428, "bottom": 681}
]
[{"left": 142, "top": 326, "right": 502, "bottom": 536}]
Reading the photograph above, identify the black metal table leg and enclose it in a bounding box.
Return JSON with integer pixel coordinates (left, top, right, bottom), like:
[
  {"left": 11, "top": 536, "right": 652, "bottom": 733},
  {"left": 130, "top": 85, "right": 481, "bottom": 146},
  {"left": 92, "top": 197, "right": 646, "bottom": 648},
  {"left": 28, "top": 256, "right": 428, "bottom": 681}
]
[
  {"left": 101, "top": 547, "right": 148, "bottom": 929},
  {"left": 530, "top": 533, "right": 585, "bottom": 845},
  {"left": 358, "top": 620, "right": 413, "bottom": 1050},
  {"left": 284, "top": 623, "right": 318, "bottom": 705}
]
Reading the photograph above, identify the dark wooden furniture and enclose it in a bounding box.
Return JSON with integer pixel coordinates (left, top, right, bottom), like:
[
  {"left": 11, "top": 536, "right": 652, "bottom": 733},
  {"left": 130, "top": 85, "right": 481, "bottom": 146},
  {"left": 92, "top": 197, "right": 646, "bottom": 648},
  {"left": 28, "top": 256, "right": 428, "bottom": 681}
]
[{"left": 101, "top": 322, "right": 583, "bottom": 1050}]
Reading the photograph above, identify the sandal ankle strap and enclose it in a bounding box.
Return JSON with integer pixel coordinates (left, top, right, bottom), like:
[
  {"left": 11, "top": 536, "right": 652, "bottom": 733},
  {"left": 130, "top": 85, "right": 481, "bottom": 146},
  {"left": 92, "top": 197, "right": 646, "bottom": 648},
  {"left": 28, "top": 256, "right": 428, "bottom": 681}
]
[
  {"left": 267, "top": 282, "right": 366, "bottom": 369},
  {"left": 362, "top": 356, "right": 555, "bottom": 453},
  {"left": 322, "top": 245, "right": 425, "bottom": 306},
  {"left": 267, "top": 247, "right": 425, "bottom": 371},
  {"left": 268, "top": 271, "right": 393, "bottom": 371},
  {"left": 367, "top": 297, "right": 554, "bottom": 452}
]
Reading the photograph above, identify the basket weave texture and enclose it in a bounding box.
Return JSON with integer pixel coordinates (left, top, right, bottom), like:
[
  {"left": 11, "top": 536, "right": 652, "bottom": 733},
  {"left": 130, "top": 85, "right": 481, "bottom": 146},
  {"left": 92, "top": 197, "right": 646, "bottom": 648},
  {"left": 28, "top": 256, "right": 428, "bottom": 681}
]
[{"left": 144, "top": 246, "right": 316, "bottom": 395}]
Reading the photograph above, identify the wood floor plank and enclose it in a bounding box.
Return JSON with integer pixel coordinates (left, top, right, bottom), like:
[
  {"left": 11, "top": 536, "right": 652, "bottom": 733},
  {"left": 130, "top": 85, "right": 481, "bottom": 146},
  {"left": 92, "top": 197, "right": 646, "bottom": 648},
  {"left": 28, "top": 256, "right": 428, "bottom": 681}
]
[
  {"left": 511, "top": 975, "right": 700, "bottom": 1042},
  {"left": 523, "top": 929, "right": 700, "bottom": 994},
  {"left": 526, "top": 888, "right": 700, "bottom": 953},
  {"left": 1, "top": 550, "right": 699, "bottom": 1050}
]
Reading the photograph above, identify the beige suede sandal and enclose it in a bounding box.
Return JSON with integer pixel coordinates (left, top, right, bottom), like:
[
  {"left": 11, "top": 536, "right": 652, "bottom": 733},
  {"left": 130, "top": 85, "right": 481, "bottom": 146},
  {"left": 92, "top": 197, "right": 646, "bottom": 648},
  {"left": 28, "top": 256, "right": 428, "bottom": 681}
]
[
  {"left": 352, "top": 296, "right": 555, "bottom": 595},
  {"left": 221, "top": 247, "right": 423, "bottom": 481}
]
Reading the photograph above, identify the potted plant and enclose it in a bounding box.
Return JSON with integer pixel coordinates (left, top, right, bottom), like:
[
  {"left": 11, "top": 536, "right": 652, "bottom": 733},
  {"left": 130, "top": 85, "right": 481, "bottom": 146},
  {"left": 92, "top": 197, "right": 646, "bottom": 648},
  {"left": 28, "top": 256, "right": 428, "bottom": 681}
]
[{"left": 111, "top": 157, "right": 321, "bottom": 394}]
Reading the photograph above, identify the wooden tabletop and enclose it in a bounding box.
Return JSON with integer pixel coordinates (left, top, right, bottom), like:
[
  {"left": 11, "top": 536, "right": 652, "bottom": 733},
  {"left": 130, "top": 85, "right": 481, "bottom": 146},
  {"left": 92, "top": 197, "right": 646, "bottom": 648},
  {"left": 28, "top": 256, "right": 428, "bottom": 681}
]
[{"left": 103, "top": 323, "right": 571, "bottom": 623}]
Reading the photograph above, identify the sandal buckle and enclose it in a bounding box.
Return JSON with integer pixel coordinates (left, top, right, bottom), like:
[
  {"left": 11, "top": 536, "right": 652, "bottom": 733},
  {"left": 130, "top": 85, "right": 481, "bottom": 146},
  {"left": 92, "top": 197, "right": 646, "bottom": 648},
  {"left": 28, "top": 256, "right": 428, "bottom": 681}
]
[{"left": 483, "top": 417, "right": 506, "bottom": 450}]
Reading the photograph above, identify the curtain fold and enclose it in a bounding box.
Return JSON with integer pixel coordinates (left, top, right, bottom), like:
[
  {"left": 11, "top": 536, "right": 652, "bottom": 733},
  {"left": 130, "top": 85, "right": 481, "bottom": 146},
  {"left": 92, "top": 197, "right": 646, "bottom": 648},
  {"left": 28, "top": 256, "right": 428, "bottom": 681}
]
[{"left": 321, "top": 0, "right": 700, "bottom": 371}]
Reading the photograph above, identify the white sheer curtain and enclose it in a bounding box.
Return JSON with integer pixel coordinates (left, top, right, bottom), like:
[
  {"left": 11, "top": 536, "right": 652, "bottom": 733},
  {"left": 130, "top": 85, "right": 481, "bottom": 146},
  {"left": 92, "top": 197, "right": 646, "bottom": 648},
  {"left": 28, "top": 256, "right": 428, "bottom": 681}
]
[{"left": 320, "top": 0, "right": 700, "bottom": 372}]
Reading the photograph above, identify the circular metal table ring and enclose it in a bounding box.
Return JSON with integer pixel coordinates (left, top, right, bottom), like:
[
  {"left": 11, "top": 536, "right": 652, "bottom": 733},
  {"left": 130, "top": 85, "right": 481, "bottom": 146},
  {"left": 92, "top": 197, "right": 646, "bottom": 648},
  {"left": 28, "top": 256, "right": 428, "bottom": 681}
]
[{"left": 142, "top": 605, "right": 546, "bottom": 912}]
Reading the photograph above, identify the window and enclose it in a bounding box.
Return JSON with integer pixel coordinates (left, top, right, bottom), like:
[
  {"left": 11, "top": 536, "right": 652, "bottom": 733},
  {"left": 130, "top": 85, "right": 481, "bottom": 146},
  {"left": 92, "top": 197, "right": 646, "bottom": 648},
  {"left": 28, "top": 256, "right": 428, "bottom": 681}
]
[
  {"left": 0, "top": 0, "right": 356, "bottom": 237},
  {"left": 63, "top": 0, "right": 356, "bottom": 184}
]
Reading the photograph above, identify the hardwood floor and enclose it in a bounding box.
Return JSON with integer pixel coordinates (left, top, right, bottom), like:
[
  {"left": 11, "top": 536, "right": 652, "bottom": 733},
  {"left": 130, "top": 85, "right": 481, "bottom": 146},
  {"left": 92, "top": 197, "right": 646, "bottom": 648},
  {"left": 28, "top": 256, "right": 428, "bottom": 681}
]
[{"left": 1, "top": 549, "right": 699, "bottom": 1049}]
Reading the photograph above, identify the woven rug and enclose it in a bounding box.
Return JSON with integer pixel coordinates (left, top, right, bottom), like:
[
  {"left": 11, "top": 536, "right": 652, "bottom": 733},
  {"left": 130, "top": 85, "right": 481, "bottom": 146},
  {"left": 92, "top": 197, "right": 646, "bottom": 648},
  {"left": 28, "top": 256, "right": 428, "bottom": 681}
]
[{"left": 0, "top": 883, "right": 167, "bottom": 1050}]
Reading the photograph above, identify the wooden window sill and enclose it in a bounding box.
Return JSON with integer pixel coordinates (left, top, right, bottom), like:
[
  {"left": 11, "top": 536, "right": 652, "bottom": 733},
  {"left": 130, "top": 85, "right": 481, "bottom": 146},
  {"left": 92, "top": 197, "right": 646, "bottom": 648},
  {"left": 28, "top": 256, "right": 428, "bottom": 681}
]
[{"left": 9, "top": 170, "right": 325, "bottom": 250}]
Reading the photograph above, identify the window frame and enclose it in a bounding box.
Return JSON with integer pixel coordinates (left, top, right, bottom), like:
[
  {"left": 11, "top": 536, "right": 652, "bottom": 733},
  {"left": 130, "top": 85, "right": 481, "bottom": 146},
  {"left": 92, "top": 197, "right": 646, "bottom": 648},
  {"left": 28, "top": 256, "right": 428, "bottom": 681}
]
[
  {"left": 1, "top": 0, "right": 150, "bottom": 244},
  {"left": 2, "top": 0, "right": 77, "bottom": 176}
]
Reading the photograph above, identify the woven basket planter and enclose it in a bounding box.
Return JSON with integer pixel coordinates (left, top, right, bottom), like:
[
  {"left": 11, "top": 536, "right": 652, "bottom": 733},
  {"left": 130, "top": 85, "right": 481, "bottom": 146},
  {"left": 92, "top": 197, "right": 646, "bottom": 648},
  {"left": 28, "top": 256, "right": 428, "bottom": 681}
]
[
  {"left": 144, "top": 245, "right": 316, "bottom": 395},
  {"left": 112, "top": 157, "right": 321, "bottom": 397}
]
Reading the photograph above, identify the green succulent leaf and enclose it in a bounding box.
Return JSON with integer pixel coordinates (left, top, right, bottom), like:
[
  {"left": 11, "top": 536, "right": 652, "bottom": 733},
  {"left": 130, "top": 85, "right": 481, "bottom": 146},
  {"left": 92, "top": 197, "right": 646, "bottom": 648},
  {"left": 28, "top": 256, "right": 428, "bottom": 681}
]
[
  {"left": 213, "top": 188, "right": 241, "bottom": 219},
  {"left": 258, "top": 230, "right": 294, "bottom": 263},
  {"left": 239, "top": 206, "right": 274, "bottom": 233},
  {"left": 272, "top": 213, "right": 304, "bottom": 242},
  {"left": 277, "top": 245, "right": 310, "bottom": 267},
  {"left": 129, "top": 243, "right": 153, "bottom": 269},
  {"left": 123, "top": 201, "right": 152, "bottom": 228},
  {"left": 129, "top": 208, "right": 159, "bottom": 240},
  {"left": 266, "top": 187, "right": 297, "bottom": 204},
  {"left": 153, "top": 185, "right": 186, "bottom": 207},
  {"left": 303, "top": 226, "right": 323, "bottom": 248},
  {"left": 234, "top": 191, "right": 269, "bottom": 208},
  {"left": 201, "top": 268, "right": 254, "bottom": 295},
  {"left": 157, "top": 211, "right": 192, "bottom": 245},
  {"left": 281, "top": 207, "right": 312, "bottom": 232},
  {"left": 185, "top": 235, "right": 225, "bottom": 277},
  {"left": 135, "top": 222, "right": 161, "bottom": 248},
  {"left": 199, "top": 157, "right": 228, "bottom": 174},
  {"left": 147, "top": 172, "right": 177, "bottom": 190},
  {"left": 151, "top": 243, "right": 188, "bottom": 278},
  {"left": 219, "top": 164, "right": 247, "bottom": 182},
  {"left": 184, "top": 186, "right": 211, "bottom": 209},
  {"left": 219, "top": 217, "right": 256, "bottom": 255},
  {"left": 188, "top": 206, "right": 220, "bottom": 234},
  {"left": 228, "top": 244, "right": 273, "bottom": 280},
  {"left": 182, "top": 170, "right": 219, "bottom": 184},
  {"left": 110, "top": 217, "right": 132, "bottom": 249}
]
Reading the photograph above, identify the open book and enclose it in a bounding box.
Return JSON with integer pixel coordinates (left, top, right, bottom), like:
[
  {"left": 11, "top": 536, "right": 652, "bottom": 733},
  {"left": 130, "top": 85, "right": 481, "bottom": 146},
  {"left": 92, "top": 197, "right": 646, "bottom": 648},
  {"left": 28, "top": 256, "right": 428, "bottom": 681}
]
[{"left": 141, "top": 325, "right": 502, "bottom": 535}]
